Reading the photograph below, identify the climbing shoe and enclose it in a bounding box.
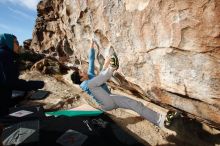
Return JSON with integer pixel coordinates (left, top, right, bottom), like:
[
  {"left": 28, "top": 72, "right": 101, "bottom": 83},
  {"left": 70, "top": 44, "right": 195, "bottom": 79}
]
[
  {"left": 164, "top": 111, "right": 179, "bottom": 127},
  {"left": 110, "top": 53, "right": 119, "bottom": 70}
]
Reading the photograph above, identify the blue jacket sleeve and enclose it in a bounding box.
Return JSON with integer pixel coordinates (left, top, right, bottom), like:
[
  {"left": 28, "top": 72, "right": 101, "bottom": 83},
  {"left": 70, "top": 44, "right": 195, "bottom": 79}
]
[{"left": 87, "top": 48, "right": 95, "bottom": 77}]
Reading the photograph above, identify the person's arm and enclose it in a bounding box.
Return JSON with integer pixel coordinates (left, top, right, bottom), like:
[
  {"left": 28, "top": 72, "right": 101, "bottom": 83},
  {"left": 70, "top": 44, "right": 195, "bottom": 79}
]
[
  {"left": 87, "top": 42, "right": 96, "bottom": 76},
  {"left": 0, "top": 74, "right": 44, "bottom": 91},
  {"left": 0, "top": 59, "right": 44, "bottom": 91},
  {"left": 12, "top": 79, "right": 45, "bottom": 91},
  {"left": 0, "top": 62, "right": 7, "bottom": 87}
]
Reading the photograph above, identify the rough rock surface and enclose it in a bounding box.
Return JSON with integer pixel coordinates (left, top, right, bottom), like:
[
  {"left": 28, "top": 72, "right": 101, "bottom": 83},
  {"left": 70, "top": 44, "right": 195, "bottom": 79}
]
[
  {"left": 31, "top": 0, "right": 220, "bottom": 126},
  {"left": 20, "top": 70, "right": 220, "bottom": 146}
]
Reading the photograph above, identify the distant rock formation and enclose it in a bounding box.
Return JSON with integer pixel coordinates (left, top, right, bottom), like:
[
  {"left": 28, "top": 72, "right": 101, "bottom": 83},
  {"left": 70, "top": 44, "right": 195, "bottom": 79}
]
[
  {"left": 23, "top": 39, "right": 32, "bottom": 50},
  {"left": 31, "top": 0, "right": 220, "bottom": 127}
]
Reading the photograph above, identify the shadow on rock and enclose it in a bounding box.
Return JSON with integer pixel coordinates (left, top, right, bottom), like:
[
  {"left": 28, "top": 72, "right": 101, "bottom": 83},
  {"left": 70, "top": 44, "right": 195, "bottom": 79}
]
[
  {"left": 162, "top": 116, "right": 220, "bottom": 146},
  {"left": 109, "top": 114, "right": 150, "bottom": 146}
]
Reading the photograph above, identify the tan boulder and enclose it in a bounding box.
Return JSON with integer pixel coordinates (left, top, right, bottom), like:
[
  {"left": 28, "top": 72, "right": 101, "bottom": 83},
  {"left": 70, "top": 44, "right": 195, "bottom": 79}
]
[{"left": 31, "top": 0, "right": 220, "bottom": 127}]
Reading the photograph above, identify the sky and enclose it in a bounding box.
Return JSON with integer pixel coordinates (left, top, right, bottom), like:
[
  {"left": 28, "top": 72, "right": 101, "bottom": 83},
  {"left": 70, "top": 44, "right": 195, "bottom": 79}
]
[{"left": 0, "top": 0, "right": 40, "bottom": 45}]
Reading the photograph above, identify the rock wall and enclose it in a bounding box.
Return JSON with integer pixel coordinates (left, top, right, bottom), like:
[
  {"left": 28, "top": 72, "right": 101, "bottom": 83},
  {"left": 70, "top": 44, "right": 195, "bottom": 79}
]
[{"left": 31, "top": 0, "right": 220, "bottom": 126}]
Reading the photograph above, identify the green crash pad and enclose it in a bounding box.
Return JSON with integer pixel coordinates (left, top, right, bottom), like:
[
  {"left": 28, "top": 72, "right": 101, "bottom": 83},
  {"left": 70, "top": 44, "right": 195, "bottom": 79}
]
[{"left": 46, "top": 110, "right": 103, "bottom": 117}]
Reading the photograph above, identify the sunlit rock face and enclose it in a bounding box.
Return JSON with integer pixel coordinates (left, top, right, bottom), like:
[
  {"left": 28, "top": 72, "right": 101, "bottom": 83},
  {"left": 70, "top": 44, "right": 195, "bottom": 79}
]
[{"left": 31, "top": 0, "right": 220, "bottom": 119}]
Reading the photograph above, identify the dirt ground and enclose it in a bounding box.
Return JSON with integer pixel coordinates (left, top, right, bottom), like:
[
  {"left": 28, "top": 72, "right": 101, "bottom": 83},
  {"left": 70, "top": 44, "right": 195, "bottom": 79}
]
[{"left": 20, "top": 71, "right": 220, "bottom": 146}]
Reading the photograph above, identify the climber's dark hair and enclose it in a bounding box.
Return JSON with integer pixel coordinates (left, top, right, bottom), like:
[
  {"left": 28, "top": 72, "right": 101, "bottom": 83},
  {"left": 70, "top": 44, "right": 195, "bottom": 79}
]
[{"left": 71, "top": 70, "right": 82, "bottom": 85}]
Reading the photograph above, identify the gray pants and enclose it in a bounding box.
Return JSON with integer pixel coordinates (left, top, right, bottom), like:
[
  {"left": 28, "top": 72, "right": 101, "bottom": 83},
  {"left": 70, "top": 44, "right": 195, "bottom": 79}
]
[{"left": 88, "top": 68, "right": 161, "bottom": 126}]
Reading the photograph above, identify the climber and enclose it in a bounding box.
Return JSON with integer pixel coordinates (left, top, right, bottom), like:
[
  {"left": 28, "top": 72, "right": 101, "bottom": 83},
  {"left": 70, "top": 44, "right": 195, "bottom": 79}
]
[
  {"left": 71, "top": 40, "right": 166, "bottom": 128},
  {"left": 0, "top": 33, "right": 45, "bottom": 116}
]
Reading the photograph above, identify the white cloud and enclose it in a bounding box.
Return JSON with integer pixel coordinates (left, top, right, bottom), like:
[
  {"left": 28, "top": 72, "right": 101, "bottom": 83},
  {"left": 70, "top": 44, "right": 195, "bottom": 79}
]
[
  {"left": 8, "top": 7, "right": 34, "bottom": 20},
  {"left": 0, "top": 0, "right": 40, "bottom": 11}
]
